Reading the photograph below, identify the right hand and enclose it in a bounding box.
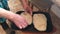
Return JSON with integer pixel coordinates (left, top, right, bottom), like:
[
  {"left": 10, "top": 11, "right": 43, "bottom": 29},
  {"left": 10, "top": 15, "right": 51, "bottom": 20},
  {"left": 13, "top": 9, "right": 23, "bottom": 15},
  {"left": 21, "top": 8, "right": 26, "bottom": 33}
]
[{"left": 21, "top": 0, "right": 32, "bottom": 15}]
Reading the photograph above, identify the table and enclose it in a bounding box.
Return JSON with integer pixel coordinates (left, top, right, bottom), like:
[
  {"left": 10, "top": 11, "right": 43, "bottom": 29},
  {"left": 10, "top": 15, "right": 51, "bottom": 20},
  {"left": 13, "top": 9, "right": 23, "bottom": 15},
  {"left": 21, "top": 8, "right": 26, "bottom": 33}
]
[{"left": 30, "top": 0, "right": 53, "bottom": 11}]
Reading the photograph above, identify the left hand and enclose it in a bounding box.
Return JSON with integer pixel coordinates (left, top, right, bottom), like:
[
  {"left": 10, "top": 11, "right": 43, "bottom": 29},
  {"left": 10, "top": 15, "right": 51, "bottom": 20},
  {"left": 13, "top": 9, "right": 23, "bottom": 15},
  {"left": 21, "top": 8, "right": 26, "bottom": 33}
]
[
  {"left": 8, "top": 14, "right": 28, "bottom": 29},
  {"left": 0, "top": 8, "right": 28, "bottom": 29}
]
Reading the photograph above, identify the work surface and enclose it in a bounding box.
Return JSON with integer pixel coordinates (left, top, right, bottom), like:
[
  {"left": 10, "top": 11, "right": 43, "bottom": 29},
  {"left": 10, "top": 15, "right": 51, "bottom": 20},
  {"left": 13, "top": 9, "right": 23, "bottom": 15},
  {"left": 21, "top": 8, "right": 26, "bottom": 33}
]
[{"left": 30, "top": 0, "right": 53, "bottom": 10}]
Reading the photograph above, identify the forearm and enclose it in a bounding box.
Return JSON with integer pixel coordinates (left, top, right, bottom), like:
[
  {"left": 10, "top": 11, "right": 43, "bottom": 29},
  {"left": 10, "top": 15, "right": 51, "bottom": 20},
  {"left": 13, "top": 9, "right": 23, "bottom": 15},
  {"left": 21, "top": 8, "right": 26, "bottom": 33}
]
[{"left": 0, "top": 8, "right": 14, "bottom": 19}]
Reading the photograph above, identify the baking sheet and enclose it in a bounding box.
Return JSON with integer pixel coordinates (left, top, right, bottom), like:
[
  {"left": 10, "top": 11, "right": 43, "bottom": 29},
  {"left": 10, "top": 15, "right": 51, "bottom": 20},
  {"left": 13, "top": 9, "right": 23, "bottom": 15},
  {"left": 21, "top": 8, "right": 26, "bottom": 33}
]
[{"left": 11, "top": 11, "right": 53, "bottom": 32}]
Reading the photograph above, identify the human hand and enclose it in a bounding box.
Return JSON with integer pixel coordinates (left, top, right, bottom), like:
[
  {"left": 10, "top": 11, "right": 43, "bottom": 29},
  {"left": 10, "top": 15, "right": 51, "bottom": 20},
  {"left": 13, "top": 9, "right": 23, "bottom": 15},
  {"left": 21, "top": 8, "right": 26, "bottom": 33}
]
[
  {"left": 23, "top": 6, "right": 32, "bottom": 15},
  {"left": 21, "top": 0, "right": 32, "bottom": 15},
  {"left": 9, "top": 14, "right": 28, "bottom": 29}
]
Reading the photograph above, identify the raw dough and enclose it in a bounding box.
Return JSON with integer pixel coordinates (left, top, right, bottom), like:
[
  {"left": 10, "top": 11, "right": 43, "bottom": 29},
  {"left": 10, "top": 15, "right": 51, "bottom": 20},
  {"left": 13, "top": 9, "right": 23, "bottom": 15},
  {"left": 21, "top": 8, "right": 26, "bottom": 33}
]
[
  {"left": 21, "top": 12, "right": 32, "bottom": 25},
  {"left": 8, "top": 0, "right": 24, "bottom": 13},
  {"left": 33, "top": 14, "right": 47, "bottom": 31}
]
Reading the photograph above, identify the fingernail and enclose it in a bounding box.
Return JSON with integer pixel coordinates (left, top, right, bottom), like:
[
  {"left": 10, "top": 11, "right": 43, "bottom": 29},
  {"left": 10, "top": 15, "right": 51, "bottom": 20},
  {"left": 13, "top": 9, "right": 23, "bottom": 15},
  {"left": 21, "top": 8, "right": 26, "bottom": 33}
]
[
  {"left": 22, "top": 25, "right": 26, "bottom": 28},
  {"left": 19, "top": 26, "right": 22, "bottom": 29}
]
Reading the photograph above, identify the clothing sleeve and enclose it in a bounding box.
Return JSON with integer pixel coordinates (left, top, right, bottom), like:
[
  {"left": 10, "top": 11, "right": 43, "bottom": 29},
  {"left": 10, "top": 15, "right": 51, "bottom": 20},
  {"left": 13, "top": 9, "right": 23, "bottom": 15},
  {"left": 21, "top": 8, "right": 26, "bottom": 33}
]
[
  {"left": 2, "top": 0, "right": 10, "bottom": 10},
  {"left": 0, "top": 0, "right": 4, "bottom": 8}
]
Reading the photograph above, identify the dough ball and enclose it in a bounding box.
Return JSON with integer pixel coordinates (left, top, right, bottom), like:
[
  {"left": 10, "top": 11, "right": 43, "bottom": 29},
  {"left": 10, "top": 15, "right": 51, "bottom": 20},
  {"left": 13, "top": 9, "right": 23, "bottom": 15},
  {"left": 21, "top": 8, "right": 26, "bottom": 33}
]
[
  {"left": 21, "top": 12, "right": 32, "bottom": 25},
  {"left": 33, "top": 14, "right": 47, "bottom": 31}
]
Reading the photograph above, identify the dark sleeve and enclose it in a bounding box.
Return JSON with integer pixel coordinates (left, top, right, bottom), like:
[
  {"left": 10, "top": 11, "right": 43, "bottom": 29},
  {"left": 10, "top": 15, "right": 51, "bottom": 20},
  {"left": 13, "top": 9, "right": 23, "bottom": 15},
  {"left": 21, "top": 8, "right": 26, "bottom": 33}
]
[{"left": 2, "top": 0, "right": 10, "bottom": 10}]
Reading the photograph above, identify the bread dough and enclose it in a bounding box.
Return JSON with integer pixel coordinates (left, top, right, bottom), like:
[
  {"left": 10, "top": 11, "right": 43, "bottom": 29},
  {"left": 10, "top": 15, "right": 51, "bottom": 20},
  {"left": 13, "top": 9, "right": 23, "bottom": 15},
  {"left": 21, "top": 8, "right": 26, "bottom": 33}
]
[
  {"left": 8, "top": 0, "right": 24, "bottom": 13},
  {"left": 33, "top": 14, "right": 47, "bottom": 31},
  {"left": 21, "top": 12, "right": 32, "bottom": 25}
]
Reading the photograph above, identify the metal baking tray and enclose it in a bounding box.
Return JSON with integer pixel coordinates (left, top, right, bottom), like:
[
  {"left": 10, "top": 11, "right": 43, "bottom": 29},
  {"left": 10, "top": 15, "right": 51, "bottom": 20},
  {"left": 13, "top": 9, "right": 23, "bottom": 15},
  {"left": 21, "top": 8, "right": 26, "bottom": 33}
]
[{"left": 11, "top": 11, "right": 53, "bottom": 32}]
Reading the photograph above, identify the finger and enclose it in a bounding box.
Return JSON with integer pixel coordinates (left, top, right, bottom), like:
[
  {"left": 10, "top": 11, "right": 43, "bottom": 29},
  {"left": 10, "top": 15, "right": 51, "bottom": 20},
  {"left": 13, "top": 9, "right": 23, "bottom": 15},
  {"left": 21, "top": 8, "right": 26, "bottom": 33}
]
[
  {"left": 21, "top": 23, "right": 27, "bottom": 28},
  {"left": 21, "top": 17, "right": 29, "bottom": 25},
  {"left": 16, "top": 23, "right": 23, "bottom": 29},
  {"left": 15, "top": 19, "right": 28, "bottom": 29},
  {"left": 25, "top": 7, "right": 32, "bottom": 15},
  {"left": 22, "top": 22, "right": 28, "bottom": 27},
  {"left": 14, "top": 21, "right": 23, "bottom": 29},
  {"left": 20, "top": 19, "right": 28, "bottom": 28},
  {"left": 21, "top": 21, "right": 28, "bottom": 28},
  {"left": 19, "top": 25, "right": 23, "bottom": 29}
]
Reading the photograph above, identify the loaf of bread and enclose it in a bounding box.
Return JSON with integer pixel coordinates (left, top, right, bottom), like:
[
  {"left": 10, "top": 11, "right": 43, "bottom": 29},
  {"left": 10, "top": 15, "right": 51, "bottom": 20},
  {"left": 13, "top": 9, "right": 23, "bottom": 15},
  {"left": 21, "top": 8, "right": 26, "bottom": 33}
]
[
  {"left": 33, "top": 14, "right": 47, "bottom": 31},
  {"left": 21, "top": 12, "right": 32, "bottom": 25}
]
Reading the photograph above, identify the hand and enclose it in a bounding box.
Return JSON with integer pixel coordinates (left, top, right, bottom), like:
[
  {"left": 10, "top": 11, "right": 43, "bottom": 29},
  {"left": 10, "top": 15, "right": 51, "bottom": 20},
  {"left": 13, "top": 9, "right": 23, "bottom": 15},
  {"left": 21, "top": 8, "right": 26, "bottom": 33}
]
[
  {"left": 21, "top": 0, "right": 32, "bottom": 15},
  {"left": 9, "top": 14, "right": 28, "bottom": 29},
  {"left": 24, "top": 6, "right": 32, "bottom": 15},
  {"left": 0, "top": 8, "right": 28, "bottom": 29}
]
